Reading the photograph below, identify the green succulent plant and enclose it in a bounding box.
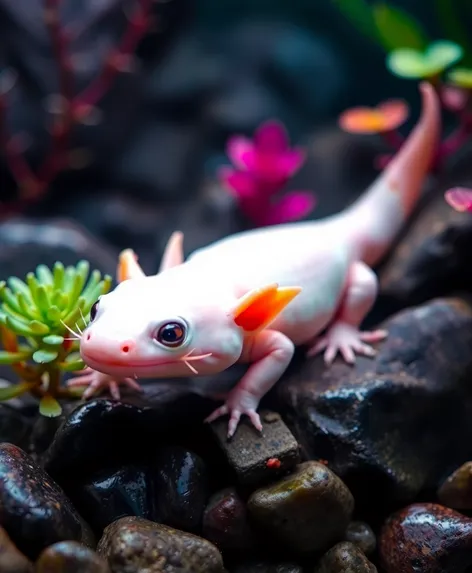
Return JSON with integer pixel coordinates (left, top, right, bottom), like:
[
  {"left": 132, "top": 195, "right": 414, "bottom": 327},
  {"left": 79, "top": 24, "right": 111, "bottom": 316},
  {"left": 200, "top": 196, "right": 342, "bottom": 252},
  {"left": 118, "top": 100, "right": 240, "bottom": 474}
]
[{"left": 0, "top": 261, "right": 112, "bottom": 416}]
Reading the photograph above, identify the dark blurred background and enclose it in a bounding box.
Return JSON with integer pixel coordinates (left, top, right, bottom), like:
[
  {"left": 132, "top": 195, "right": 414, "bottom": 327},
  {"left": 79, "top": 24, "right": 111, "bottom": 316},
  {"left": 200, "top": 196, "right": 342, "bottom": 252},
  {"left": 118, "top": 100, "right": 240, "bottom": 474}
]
[{"left": 0, "top": 0, "right": 466, "bottom": 273}]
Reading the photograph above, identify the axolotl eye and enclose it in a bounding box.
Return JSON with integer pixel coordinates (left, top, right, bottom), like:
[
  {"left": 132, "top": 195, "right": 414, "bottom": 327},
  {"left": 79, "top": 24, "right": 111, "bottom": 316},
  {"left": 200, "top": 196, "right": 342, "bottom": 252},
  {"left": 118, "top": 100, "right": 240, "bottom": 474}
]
[
  {"left": 89, "top": 300, "right": 99, "bottom": 322},
  {"left": 155, "top": 321, "right": 187, "bottom": 348}
]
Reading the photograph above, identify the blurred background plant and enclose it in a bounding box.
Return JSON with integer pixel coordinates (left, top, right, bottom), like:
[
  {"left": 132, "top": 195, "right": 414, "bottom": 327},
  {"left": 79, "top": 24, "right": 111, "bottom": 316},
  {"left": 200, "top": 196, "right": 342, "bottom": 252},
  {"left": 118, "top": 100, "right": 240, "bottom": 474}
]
[
  {"left": 218, "top": 119, "right": 316, "bottom": 226},
  {"left": 334, "top": 0, "right": 472, "bottom": 173},
  {"left": 0, "top": 260, "right": 111, "bottom": 416},
  {"left": 1, "top": 0, "right": 472, "bottom": 274},
  {"left": 0, "top": 0, "right": 155, "bottom": 217}
]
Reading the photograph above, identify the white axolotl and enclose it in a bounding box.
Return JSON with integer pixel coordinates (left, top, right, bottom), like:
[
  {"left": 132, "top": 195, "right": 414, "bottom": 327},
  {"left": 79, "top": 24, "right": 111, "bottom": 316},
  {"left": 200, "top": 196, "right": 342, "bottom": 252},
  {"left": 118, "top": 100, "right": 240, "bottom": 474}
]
[{"left": 72, "top": 82, "right": 440, "bottom": 438}]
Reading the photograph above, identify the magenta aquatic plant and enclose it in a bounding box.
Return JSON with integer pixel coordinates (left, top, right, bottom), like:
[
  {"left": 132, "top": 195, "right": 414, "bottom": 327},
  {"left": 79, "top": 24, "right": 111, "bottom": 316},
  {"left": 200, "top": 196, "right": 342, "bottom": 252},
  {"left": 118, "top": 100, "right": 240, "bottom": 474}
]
[
  {"left": 445, "top": 187, "right": 472, "bottom": 212},
  {"left": 218, "top": 120, "right": 316, "bottom": 227}
]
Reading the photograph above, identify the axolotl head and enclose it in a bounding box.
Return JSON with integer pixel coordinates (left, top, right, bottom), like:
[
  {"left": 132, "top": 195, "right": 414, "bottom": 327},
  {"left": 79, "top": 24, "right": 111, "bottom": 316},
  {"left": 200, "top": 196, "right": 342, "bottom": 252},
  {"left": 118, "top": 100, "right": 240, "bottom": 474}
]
[{"left": 79, "top": 267, "right": 301, "bottom": 380}]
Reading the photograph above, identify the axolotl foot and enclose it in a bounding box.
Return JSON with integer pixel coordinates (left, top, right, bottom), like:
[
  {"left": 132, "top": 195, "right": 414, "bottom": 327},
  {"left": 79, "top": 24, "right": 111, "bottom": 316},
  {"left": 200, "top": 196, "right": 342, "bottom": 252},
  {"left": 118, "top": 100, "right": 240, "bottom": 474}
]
[
  {"left": 67, "top": 367, "right": 143, "bottom": 400},
  {"left": 204, "top": 389, "right": 263, "bottom": 439},
  {"left": 306, "top": 321, "right": 388, "bottom": 365}
]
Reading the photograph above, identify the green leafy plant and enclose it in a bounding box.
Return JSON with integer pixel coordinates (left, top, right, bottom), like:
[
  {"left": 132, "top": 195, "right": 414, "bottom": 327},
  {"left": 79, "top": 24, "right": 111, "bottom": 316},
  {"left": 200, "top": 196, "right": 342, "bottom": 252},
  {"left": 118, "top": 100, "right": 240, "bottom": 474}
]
[
  {"left": 334, "top": 0, "right": 472, "bottom": 173},
  {"left": 0, "top": 261, "right": 112, "bottom": 416}
]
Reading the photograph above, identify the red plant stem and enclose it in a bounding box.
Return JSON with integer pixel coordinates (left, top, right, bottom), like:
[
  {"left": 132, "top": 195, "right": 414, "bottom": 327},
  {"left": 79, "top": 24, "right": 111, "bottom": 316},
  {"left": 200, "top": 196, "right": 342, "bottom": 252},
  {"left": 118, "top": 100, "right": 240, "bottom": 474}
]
[
  {"left": 38, "top": 0, "right": 75, "bottom": 185},
  {"left": 380, "top": 129, "right": 404, "bottom": 150},
  {"left": 438, "top": 121, "right": 472, "bottom": 159},
  {"left": 0, "top": 0, "right": 153, "bottom": 216},
  {"left": 75, "top": 0, "right": 152, "bottom": 110}
]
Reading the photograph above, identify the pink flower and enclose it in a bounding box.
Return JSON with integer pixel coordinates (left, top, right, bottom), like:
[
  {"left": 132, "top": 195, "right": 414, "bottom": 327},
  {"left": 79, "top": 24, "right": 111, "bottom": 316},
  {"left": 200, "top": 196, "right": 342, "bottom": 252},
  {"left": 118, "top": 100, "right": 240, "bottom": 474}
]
[
  {"left": 218, "top": 120, "right": 316, "bottom": 226},
  {"left": 444, "top": 187, "right": 472, "bottom": 212}
]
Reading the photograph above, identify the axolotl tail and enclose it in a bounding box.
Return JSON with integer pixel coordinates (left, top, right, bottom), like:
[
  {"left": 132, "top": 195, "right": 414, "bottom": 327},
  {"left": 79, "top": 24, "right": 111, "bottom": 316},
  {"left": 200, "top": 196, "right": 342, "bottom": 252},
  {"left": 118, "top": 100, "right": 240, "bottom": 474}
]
[{"left": 339, "top": 81, "right": 441, "bottom": 268}]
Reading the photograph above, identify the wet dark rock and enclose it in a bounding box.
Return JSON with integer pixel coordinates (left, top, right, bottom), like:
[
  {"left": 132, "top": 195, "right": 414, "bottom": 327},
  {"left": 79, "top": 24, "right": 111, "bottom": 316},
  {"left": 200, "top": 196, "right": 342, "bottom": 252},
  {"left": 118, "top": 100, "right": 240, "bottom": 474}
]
[
  {"left": 0, "top": 443, "right": 94, "bottom": 560},
  {"left": 27, "top": 410, "right": 73, "bottom": 461},
  {"left": 379, "top": 502, "right": 472, "bottom": 573},
  {"left": 51, "top": 191, "right": 165, "bottom": 270},
  {"left": 74, "top": 465, "right": 153, "bottom": 534},
  {"left": 247, "top": 461, "right": 354, "bottom": 554},
  {"left": 231, "top": 562, "right": 303, "bottom": 573},
  {"left": 153, "top": 446, "right": 210, "bottom": 532},
  {"left": 0, "top": 525, "right": 33, "bottom": 573},
  {"left": 36, "top": 541, "right": 110, "bottom": 573},
  {"left": 97, "top": 516, "right": 226, "bottom": 573},
  {"left": 314, "top": 541, "right": 377, "bottom": 573},
  {"left": 0, "top": 218, "right": 117, "bottom": 281},
  {"left": 438, "top": 462, "right": 472, "bottom": 510},
  {"left": 202, "top": 487, "right": 254, "bottom": 551},
  {"left": 276, "top": 297, "right": 472, "bottom": 512},
  {"left": 344, "top": 521, "right": 376, "bottom": 556},
  {"left": 43, "top": 385, "right": 217, "bottom": 483},
  {"left": 0, "top": 402, "right": 32, "bottom": 450},
  {"left": 377, "top": 180, "right": 472, "bottom": 315},
  {"left": 210, "top": 409, "right": 301, "bottom": 487}
]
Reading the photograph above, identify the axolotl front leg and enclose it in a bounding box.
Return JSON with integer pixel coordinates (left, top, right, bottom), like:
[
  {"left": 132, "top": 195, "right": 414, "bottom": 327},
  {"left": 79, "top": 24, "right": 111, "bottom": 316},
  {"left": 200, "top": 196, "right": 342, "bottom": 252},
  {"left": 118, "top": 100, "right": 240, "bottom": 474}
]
[
  {"left": 205, "top": 329, "right": 295, "bottom": 438},
  {"left": 68, "top": 367, "right": 143, "bottom": 400}
]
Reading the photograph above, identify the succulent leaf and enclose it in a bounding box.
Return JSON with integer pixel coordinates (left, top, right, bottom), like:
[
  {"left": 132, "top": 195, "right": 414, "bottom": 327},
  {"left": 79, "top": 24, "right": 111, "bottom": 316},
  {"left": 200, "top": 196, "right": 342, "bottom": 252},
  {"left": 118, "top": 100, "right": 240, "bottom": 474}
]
[
  {"left": 0, "top": 350, "right": 33, "bottom": 364},
  {"left": 32, "top": 349, "right": 59, "bottom": 364},
  {"left": 5, "top": 315, "right": 41, "bottom": 338},
  {"left": 0, "top": 382, "right": 34, "bottom": 400},
  {"left": 39, "top": 394, "right": 62, "bottom": 417},
  {"left": 0, "top": 260, "right": 115, "bottom": 414},
  {"left": 42, "top": 334, "right": 64, "bottom": 345},
  {"left": 7, "top": 277, "right": 34, "bottom": 303},
  {"left": 29, "top": 321, "right": 50, "bottom": 335},
  {"left": 52, "top": 262, "right": 64, "bottom": 289},
  {"left": 36, "top": 264, "right": 54, "bottom": 285}
]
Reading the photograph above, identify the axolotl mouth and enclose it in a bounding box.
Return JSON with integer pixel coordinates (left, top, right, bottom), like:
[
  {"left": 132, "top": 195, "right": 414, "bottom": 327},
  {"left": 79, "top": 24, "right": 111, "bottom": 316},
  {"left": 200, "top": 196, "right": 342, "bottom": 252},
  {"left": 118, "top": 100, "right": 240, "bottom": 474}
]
[
  {"left": 80, "top": 350, "right": 181, "bottom": 370},
  {"left": 80, "top": 347, "right": 218, "bottom": 377}
]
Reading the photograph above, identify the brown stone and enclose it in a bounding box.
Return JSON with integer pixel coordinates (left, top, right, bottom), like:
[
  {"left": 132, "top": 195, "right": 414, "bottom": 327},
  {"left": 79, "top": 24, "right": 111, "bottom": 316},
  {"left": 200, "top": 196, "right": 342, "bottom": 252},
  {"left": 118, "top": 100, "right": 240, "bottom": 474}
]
[
  {"left": 0, "top": 525, "right": 33, "bottom": 573},
  {"left": 437, "top": 462, "right": 472, "bottom": 510},
  {"left": 344, "top": 521, "right": 377, "bottom": 556},
  {"left": 209, "top": 409, "right": 301, "bottom": 487},
  {"left": 0, "top": 443, "right": 94, "bottom": 560},
  {"left": 247, "top": 461, "right": 354, "bottom": 554},
  {"left": 314, "top": 541, "right": 377, "bottom": 572},
  {"left": 97, "top": 516, "right": 226, "bottom": 573},
  {"left": 379, "top": 503, "right": 472, "bottom": 573},
  {"left": 202, "top": 487, "right": 254, "bottom": 551},
  {"left": 35, "top": 541, "right": 110, "bottom": 572}
]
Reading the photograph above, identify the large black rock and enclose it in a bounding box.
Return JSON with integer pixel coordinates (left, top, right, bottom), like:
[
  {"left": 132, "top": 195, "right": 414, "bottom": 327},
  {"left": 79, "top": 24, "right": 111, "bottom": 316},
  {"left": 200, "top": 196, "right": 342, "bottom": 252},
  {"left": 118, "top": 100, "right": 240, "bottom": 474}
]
[{"left": 276, "top": 297, "right": 472, "bottom": 518}]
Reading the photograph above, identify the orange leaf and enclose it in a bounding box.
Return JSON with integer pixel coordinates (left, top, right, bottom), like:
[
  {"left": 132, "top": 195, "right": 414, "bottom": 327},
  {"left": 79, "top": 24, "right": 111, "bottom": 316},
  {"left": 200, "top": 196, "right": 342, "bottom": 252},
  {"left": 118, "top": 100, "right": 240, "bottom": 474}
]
[{"left": 339, "top": 100, "right": 408, "bottom": 134}]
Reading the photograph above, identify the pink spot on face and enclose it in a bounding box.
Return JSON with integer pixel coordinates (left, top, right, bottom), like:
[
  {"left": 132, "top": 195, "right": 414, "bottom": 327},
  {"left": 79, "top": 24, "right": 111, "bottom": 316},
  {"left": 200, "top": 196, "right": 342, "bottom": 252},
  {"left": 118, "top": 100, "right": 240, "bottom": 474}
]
[{"left": 120, "top": 341, "right": 134, "bottom": 354}]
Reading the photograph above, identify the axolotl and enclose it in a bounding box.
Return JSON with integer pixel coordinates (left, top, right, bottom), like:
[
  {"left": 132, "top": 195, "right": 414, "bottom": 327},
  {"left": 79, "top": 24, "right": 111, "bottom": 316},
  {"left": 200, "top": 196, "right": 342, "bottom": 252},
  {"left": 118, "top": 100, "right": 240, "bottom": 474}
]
[{"left": 73, "top": 82, "right": 440, "bottom": 438}]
